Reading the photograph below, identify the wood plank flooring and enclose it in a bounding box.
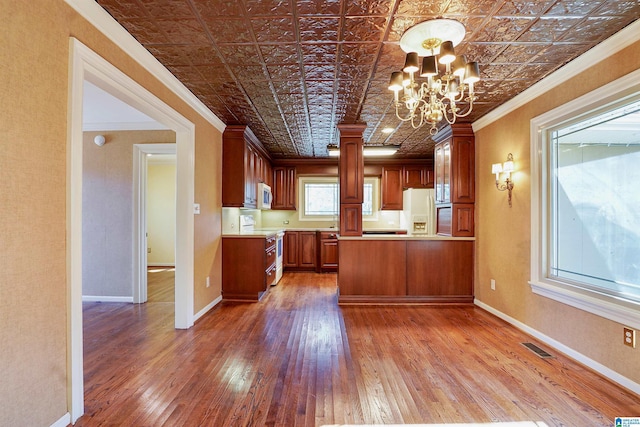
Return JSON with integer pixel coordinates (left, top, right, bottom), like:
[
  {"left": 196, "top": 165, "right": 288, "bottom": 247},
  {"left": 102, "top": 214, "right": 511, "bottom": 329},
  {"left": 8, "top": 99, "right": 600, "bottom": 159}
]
[
  {"left": 78, "top": 272, "right": 639, "bottom": 426},
  {"left": 147, "top": 267, "right": 175, "bottom": 303}
]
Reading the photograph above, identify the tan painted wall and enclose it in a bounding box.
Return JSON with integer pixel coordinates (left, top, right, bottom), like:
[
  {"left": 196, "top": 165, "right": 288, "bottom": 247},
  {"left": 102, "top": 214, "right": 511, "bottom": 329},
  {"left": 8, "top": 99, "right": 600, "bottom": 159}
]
[
  {"left": 148, "top": 161, "right": 177, "bottom": 266},
  {"left": 82, "top": 131, "right": 176, "bottom": 297},
  {"left": 0, "top": 1, "right": 222, "bottom": 425},
  {"left": 474, "top": 40, "right": 640, "bottom": 385}
]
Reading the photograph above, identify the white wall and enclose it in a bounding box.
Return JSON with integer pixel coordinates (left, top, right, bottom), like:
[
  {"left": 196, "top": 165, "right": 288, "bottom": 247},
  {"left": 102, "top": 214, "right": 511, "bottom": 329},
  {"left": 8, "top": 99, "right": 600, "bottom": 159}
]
[{"left": 147, "top": 159, "right": 176, "bottom": 266}]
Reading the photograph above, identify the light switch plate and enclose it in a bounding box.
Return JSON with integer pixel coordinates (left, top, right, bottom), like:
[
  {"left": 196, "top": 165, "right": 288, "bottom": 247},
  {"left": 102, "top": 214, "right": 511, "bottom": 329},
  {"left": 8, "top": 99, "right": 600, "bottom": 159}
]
[{"left": 194, "top": 203, "right": 200, "bottom": 214}]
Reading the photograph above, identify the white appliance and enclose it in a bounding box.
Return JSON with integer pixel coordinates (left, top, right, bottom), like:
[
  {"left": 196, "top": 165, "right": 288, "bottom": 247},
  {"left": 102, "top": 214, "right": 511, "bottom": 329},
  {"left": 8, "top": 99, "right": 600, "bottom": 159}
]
[
  {"left": 257, "top": 183, "right": 272, "bottom": 210},
  {"left": 239, "top": 214, "right": 256, "bottom": 234},
  {"left": 402, "top": 188, "right": 436, "bottom": 235},
  {"left": 274, "top": 231, "right": 284, "bottom": 285}
]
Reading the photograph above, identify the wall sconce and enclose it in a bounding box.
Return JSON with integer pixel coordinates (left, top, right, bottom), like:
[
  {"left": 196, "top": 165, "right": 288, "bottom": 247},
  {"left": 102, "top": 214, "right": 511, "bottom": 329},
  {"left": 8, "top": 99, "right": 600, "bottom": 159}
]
[{"left": 492, "top": 153, "right": 515, "bottom": 207}]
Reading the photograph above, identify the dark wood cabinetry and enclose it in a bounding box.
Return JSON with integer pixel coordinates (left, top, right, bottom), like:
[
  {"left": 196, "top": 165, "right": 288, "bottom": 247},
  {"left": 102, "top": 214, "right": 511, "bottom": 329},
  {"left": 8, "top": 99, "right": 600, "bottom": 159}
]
[
  {"left": 338, "top": 238, "right": 474, "bottom": 304},
  {"left": 283, "top": 231, "right": 316, "bottom": 270},
  {"left": 434, "top": 124, "right": 475, "bottom": 237},
  {"left": 403, "top": 164, "right": 434, "bottom": 189},
  {"left": 223, "top": 125, "right": 271, "bottom": 209},
  {"left": 318, "top": 231, "right": 339, "bottom": 272},
  {"left": 222, "top": 235, "right": 276, "bottom": 301},
  {"left": 272, "top": 166, "right": 296, "bottom": 210},
  {"left": 381, "top": 166, "right": 403, "bottom": 210}
]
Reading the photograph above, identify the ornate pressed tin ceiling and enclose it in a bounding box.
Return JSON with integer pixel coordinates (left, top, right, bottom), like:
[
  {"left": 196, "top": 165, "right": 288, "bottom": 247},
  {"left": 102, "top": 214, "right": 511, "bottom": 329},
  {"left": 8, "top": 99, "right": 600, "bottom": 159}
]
[{"left": 96, "top": 0, "right": 640, "bottom": 159}]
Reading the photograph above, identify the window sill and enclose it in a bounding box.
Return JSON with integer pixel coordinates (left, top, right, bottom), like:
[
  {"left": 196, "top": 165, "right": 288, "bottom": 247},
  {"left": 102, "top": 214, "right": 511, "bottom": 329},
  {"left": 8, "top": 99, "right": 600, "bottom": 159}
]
[{"left": 530, "top": 280, "right": 640, "bottom": 330}]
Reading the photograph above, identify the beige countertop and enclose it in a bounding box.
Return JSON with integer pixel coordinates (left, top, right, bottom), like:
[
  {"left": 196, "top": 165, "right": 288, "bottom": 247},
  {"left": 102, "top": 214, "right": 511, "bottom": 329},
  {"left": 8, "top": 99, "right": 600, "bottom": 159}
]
[{"left": 339, "top": 234, "right": 475, "bottom": 241}]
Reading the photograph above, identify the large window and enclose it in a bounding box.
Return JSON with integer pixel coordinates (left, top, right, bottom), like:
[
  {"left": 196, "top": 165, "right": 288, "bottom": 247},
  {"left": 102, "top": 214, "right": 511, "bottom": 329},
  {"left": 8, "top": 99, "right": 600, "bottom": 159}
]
[
  {"left": 531, "top": 70, "right": 640, "bottom": 328},
  {"left": 299, "top": 177, "right": 378, "bottom": 221}
]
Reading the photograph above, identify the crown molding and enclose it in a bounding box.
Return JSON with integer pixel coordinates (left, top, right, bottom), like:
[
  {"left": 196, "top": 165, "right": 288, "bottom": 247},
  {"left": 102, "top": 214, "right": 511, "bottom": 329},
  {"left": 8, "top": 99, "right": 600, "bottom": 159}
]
[
  {"left": 64, "top": 0, "right": 226, "bottom": 132},
  {"left": 473, "top": 18, "right": 640, "bottom": 132}
]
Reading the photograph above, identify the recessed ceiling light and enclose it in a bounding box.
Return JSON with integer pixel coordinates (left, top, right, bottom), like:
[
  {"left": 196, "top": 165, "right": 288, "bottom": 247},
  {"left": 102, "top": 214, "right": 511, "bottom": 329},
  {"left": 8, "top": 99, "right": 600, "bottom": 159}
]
[{"left": 382, "top": 127, "right": 394, "bottom": 134}]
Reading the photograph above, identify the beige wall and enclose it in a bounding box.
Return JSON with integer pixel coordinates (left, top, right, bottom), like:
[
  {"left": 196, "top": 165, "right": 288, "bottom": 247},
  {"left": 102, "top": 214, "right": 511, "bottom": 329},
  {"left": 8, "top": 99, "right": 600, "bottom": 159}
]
[
  {"left": 474, "top": 40, "right": 640, "bottom": 384},
  {"left": 0, "top": 1, "right": 222, "bottom": 425},
  {"left": 82, "top": 131, "right": 176, "bottom": 297},
  {"left": 148, "top": 161, "right": 177, "bottom": 266}
]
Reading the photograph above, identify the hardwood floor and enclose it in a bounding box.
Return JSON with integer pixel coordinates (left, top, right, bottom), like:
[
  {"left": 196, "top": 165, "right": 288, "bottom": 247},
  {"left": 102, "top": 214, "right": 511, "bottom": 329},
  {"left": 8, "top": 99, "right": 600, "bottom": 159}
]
[
  {"left": 78, "top": 272, "right": 639, "bottom": 426},
  {"left": 147, "top": 267, "right": 174, "bottom": 303}
]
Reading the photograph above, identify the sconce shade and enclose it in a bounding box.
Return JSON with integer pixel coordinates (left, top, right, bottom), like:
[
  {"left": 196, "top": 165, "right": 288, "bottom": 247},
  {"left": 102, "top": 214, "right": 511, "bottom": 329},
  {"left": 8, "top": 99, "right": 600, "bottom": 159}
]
[
  {"left": 388, "top": 72, "right": 403, "bottom": 91},
  {"left": 403, "top": 52, "right": 420, "bottom": 73},
  {"left": 438, "top": 41, "right": 456, "bottom": 64},
  {"left": 502, "top": 160, "right": 514, "bottom": 173},
  {"left": 491, "top": 163, "right": 503, "bottom": 174}
]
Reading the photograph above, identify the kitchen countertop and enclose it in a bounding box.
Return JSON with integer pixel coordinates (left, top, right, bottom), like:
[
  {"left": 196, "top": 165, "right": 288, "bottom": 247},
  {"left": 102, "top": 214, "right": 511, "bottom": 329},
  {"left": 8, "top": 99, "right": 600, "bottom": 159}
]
[{"left": 339, "top": 234, "right": 475, "bottom": 241}]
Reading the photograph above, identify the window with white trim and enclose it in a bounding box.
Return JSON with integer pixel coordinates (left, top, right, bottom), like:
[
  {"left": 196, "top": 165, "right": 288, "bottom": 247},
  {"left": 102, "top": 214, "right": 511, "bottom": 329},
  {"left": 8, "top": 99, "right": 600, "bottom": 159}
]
[
  {"left": 299, "top": 177, "right": 378, "bottom": 221},
  {"left": 531, "top": 71, "right": 640, "bottom": 328}
]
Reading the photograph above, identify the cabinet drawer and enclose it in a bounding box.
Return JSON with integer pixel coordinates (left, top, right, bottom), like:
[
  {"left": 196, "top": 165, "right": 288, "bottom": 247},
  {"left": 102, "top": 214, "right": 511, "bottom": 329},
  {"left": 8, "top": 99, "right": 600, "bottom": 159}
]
[
  {"left": 265, "top": 234, "right": 276, "bottom": 249},
  {"left": 266, "top": 263, "right": 277, "bottom": 286},
  {"left": 320, "top": 231, "right": 338, "bottom": 240},
  {"left": 266, "top": 245, "right": 276, "bottom": 266}
]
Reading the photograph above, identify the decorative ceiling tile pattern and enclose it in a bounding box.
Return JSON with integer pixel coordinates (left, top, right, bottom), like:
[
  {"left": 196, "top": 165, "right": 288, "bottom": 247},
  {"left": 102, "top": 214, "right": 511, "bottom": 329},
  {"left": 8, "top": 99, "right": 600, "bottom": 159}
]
[{"left": 96, "top": 0, "right": 640, "bottom": 158}]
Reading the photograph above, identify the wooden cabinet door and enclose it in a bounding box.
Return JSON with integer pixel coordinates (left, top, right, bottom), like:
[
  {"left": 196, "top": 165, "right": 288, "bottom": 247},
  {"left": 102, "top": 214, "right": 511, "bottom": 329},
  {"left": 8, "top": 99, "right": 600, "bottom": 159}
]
[
  {"left": 283, "top": 231, "right": 298, "bottom": 267},
  {"left": 434, "top": 141, "right": 450, "bottom": 203},
  {"left": 299, "top": 231, "right": 317, "bottom": 268},
  {"left": 403, "top": 165, "right": 427, "bottom": 188},
  {"left": 320, "top": 239, "right": 338, "bottom": 270},
  {"left": 272, "top": 166, "right": 296, "bottom": 210},
  {"left": 381, "top": 166, "right": 403, "bottom": 210},
  {"left": 244, "top": 144, "right": 257, "bottom": 206}
]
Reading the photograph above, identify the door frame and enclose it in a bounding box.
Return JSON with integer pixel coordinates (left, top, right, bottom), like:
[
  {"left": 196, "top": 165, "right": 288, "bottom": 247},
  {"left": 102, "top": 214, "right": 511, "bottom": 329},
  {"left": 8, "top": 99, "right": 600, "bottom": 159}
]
[
  {"left": 133, "top": 144, "right": 177, "bottom": 304},
  {"left": 67, "top": 38, "right": 195, "bottom": 422}
]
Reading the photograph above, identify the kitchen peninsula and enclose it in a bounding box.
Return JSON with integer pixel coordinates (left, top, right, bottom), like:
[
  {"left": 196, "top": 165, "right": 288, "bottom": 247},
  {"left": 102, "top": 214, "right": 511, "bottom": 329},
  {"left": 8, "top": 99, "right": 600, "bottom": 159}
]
[{"left": 338, "top": 234, "right": 474, "bottom": 304}]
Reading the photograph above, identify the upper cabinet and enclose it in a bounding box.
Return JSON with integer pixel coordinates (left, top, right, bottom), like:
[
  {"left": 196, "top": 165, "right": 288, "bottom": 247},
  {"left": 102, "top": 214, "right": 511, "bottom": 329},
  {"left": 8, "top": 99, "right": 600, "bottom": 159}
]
[
  {"left": 433, "top": 124, "right": 475, "bottom": 237},
  {"left": 272, "top": 166, "right": 296, "bottom": 210},
  {"left": 381, "top": 166, "right": 403, "bottom": 210},
  {"left": 222, "top": 125, "right": 271, "bottom": 208},
  {"left": 403, "top": 164, "right": 434, "bottom": 189}
]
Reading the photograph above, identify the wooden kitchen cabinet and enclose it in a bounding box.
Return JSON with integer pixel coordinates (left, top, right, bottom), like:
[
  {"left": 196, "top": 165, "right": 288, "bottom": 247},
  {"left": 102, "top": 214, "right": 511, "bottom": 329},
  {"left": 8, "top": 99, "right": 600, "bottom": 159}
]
[
  {"left": 318, "top": 231, "right": 339, "bottom": 272},
  {"left": 222, "top": 235, "right": 276, "bottom": 301},
  {"left": 283, "top": 231, "right": 316, "bottom": 270},
  {"left": 381, "top": 166, "right": 403, "bottom": 210},
  {"left": 434, "top": 124, "right": 475, "bottom": 237},
  {"left": 272, "top": 166, "right": 296, "bottom": 210},
  {"left": 222, "top": 125, "right": 271, "bottom": 209},
  {"left": 403, "top": 164, "right": 434, "bottom": 189},
  {"left": 337, "top": 238, "right": 474, "bottom": 304},
  {"left": 406, "top": 240, "right": 473, "bottom": 299}
]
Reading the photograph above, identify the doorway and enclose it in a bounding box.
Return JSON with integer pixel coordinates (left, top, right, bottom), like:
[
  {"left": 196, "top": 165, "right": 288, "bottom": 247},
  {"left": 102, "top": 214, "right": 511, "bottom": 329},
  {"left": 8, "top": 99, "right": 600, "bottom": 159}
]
[
  {"left": 68, "top": 38, "right": 195, "bottom": 422},
  {"left": 133, "top": 145, "right": 177, "bottom": 304}
]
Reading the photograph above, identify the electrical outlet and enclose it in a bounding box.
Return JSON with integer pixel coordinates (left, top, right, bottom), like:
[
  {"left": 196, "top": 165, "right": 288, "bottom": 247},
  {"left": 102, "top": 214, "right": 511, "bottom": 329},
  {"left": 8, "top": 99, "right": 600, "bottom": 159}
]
[
  {"left": 624, "top": 327, "right": 636, "bottom": 348},
  {"left": 490, "top": 279, "right": 496, "bottom": 290},
  {"left": 283, "top": 220, "right": 289, "bottom": 225},
  {"left": 147, "top": 247, "right": 151, "bottom": 254},
  {"left": 206, "top": 276, "right": 210, "bottom": 288}
]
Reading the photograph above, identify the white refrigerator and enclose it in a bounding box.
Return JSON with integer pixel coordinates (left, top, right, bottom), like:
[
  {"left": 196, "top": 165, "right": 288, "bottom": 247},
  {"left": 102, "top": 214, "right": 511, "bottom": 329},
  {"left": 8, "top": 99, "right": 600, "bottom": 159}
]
[{"left": 401, "top": 188, "right": 436, "bottom": 235}]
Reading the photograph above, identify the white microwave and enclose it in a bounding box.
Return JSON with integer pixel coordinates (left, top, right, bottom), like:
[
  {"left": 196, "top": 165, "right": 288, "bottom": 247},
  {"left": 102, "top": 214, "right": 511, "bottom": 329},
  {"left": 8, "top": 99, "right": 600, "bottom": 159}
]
[{"left": 257, "top": 183, "right": 272, "bottom": 210}]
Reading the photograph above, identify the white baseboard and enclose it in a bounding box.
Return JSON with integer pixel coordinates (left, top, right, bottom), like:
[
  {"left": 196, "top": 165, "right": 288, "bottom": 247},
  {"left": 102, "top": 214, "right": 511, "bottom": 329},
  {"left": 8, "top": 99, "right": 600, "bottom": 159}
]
[
  {"left": 194, "top": 295, "right": 222, "bottom": 322},
  {"left": 474, "top": 299, "right": 640, "bottom": 396},
  {"left": 82, "top": 295, "right": 134, "bottom": 303},
  {"left": 147, "top": 263, "right": 175, "bottom": 267},
  {"left": 51, "top": 413, "right": 70, "bottom": 427}
]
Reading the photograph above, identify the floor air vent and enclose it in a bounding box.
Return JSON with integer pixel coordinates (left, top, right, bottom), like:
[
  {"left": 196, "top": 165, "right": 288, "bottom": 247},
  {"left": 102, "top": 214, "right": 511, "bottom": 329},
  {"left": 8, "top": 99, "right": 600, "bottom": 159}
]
[{"left": 522, "top": 342, "right": 554, "bottom": 358}]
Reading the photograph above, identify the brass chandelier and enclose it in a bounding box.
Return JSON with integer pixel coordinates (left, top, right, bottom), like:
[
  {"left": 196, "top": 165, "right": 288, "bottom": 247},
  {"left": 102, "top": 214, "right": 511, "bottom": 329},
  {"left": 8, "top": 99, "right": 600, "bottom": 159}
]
[{"left": 389, "top": 19, "right": 480, "bottom": 135}]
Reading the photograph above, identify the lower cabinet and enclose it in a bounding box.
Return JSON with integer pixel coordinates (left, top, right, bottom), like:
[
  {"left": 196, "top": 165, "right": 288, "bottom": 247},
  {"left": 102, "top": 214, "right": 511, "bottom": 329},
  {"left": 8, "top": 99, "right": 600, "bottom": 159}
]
[
  {"left": 318, "top": 231, "right": 339, "bottom": 272},
  {"left": 283, "top": 231, "right": 317, "bottom": 270},
  {"left": 337, "top": 238, "right": 473, "bottom": 303},
  {"left": 222, "top": 235, "right": 276, "bottom": 301}
]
